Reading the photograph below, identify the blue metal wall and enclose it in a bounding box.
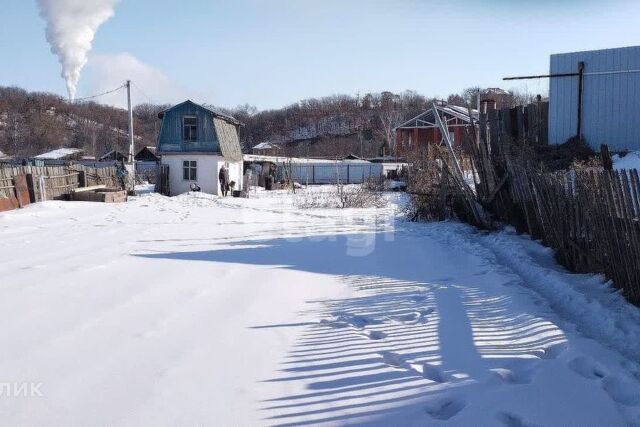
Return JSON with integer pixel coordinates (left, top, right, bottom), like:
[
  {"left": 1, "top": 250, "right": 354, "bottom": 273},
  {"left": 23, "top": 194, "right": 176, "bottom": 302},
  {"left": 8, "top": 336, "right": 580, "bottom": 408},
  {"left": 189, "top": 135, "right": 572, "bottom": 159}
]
[
  {"left": 549, "top": 46, "right": 640, "bottom": 151},
  {"left": 157, "top": 101, "right": 220, "bottom": 153}
]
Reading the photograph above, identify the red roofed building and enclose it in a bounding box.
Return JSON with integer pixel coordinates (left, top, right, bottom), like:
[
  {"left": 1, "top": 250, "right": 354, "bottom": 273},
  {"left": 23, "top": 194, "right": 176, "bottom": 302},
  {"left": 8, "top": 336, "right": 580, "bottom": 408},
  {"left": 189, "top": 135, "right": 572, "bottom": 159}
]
[{"left": 394, "top": 104, "right": 478, "bottom": 153}]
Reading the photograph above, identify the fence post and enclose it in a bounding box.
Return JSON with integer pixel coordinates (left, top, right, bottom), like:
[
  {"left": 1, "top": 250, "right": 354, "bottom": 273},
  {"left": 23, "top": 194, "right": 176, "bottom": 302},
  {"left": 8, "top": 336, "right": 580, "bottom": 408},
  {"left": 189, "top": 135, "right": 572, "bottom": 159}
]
[
  {"left": 601, "top": 144, "right": 613, "bottom": 171},
  {"left": 12, "top": 175, "right": 30, "bottom": 208},
  {"left": 25, "top": 174, "right": 36, "bottom": 203},
  {"left": 38, "top": 176, "right": 46, "bottom": 201}
]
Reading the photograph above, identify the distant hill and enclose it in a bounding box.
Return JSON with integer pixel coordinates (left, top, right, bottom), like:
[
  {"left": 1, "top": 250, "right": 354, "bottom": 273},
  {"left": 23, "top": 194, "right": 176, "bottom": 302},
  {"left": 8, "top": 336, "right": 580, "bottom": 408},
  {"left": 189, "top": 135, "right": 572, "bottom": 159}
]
[
  {"left": 0, "top": 86, "right": 167, "bottom": 159},
  {"left": 223, "top": 91, "right": 438, "bottom": 158},
  {"left": 0, "top": 86, "right": 528, "bottom": 159}
]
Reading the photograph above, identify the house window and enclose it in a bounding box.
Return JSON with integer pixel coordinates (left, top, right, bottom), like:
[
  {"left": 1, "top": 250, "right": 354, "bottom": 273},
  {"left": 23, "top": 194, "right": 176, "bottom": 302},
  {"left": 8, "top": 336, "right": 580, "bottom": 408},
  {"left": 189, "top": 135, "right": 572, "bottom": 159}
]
[
  {"left": 183, "top": 160, "right": 197, "bottom": 181},
  {"left": 183, "top": 116, "right": 197, "bottom": 141}
]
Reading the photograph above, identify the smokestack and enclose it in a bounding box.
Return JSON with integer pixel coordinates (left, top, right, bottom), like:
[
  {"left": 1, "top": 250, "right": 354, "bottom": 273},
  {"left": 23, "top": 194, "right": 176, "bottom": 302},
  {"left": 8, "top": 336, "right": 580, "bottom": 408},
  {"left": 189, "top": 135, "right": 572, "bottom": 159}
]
[{"left": 36, "top": 0, "right": 118, "bottom": 101}]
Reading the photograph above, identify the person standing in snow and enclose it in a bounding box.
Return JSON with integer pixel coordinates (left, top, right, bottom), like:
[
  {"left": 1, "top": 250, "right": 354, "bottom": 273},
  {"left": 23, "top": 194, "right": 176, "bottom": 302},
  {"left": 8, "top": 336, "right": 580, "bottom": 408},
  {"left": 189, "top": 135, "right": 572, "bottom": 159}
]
[{"left": 219, "top": 164, "right": 230, "bottom": 196}]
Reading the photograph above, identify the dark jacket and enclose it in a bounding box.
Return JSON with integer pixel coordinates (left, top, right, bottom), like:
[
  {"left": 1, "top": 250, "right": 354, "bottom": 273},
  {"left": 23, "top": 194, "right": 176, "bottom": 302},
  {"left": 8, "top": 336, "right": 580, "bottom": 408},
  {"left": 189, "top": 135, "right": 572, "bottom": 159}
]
[{"left": 219, "top": 167, "right": 229, "bottom": 183}]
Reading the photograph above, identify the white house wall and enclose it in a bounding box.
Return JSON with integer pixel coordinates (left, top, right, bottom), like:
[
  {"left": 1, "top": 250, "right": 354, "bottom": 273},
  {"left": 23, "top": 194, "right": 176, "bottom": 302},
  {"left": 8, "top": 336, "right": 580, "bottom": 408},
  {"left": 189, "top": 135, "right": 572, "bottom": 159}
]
[
  {"left": 223, "top": 160, "right": 244, "bottom": 191},
  {"left": 161, "top": 154, "right": 243, "bottom": 196}
]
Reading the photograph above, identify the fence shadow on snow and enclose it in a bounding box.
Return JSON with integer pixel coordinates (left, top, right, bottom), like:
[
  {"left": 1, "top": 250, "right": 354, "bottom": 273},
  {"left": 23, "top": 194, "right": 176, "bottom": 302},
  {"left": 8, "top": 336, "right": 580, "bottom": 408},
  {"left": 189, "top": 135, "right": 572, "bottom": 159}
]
[{"left": 136, "top": 229, "right": 568, "bottom": 425}]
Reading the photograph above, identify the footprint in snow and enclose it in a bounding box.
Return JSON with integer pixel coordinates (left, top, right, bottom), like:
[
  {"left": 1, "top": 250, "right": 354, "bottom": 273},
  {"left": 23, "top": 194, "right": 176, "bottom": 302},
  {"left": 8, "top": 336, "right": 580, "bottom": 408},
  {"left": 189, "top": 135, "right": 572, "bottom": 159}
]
[
  {"left": 344, "top": 314, "right": 379, "bottom": 329},
  {"left": 321, "top": 313, "right": 381, "bottom": 329},
  {"left": 568, "top": 356, "right": 607, "bottom": 380},
  {"left": 488, "top": 363, "right": 537, "bottom": 385},
  {"left": 393, "top": 308, "right": 434, "bottom": 324},
  {"left": 487, "top": 357, "right": 540, "bottom": 386},
  {"left": 409, "top": 362, "right": 447, "bottom": 383},
  {"left": 378, "top": 352, "right": 447, "bottom": 383},
  {"left": 601, "top": 375, "right": 640, "bottom": 406},
  {"left": 379, "top": 351, "right": 405, "bottom": 368},
  {"left": 424, "top": 397, "right": 466, "bottom": 420},
  {"left": 497, "top": 412, "right": 540, "bottom": 427},
  {"left": 367, "top": 330, "right": 387, "bottom": 340}
]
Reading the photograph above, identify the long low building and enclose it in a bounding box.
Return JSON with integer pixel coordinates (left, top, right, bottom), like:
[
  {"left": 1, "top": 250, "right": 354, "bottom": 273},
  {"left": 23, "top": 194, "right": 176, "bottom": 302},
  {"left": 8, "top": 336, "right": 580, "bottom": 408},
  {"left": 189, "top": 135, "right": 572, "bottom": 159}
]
[
  {"left": 243, "top": 154, "right": 405, "bottom": 185},
  {"left": 243, "top": 154, "right": 369, "bottom": 164}
]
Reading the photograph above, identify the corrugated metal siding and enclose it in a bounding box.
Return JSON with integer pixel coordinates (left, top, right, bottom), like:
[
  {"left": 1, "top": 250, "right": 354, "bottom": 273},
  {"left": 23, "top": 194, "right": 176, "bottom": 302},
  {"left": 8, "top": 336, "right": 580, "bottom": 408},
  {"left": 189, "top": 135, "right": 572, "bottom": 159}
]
[
  {"left": 549, "top": 46, "right": 640, "bottom": 151},
  {"left": 157, "top": 101, "right": 220, "bottom": 153}
]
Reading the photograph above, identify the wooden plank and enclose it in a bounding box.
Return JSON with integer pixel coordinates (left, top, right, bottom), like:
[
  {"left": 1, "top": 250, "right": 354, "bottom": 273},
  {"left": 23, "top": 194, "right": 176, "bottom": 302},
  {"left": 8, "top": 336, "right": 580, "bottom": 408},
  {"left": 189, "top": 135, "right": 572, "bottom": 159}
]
[
  {"left": 619, "top": 170, "right": 640, "bottom": 299},
  {"left": 72, "top": 185, "right": 107, "bottom": 193},
  {"left": 629, "top": 169, "right": 640, "bottom": 218}
]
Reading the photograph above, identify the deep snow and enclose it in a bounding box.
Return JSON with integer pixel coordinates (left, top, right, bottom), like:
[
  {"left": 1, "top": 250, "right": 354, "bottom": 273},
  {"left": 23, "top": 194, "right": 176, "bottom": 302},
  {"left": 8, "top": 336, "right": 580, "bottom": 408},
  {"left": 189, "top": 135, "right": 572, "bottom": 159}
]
[{"left": 0, "top": 187, "right": 639, "bottom": 426}]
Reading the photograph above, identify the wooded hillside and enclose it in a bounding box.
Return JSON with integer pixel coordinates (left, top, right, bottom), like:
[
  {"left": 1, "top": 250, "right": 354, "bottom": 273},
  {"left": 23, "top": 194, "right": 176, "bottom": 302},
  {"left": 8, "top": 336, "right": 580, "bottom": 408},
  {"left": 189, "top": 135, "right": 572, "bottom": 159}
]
[{"left": 0, "top": 86, "right": 530, "bottom": 159}]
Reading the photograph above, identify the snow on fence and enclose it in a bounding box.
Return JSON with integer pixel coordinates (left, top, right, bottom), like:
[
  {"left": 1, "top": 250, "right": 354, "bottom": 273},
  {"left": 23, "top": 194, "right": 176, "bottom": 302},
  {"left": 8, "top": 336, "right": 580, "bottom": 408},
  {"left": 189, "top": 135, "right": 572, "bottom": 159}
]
[{"left": 286, "top": 163, "right": 383, "bottom": 185}]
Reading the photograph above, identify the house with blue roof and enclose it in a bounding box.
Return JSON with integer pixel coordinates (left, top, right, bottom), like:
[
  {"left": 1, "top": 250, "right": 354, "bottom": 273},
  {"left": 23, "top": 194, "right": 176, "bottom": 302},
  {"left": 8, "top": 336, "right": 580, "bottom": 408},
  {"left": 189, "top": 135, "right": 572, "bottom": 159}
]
[{"left": 157, "top": 100, "right": 244, "bottom": 196}]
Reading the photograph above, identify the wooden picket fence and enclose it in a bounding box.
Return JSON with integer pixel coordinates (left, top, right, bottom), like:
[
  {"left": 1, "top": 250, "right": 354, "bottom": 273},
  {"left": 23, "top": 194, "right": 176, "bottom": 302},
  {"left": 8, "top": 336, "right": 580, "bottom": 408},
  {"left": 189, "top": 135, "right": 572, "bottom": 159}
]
[
  {"left": 501, "top": 162, "right": 640, "bottom": 304},
  {"left": 483, "top": 100, "right": 549, "bottom": 148}
]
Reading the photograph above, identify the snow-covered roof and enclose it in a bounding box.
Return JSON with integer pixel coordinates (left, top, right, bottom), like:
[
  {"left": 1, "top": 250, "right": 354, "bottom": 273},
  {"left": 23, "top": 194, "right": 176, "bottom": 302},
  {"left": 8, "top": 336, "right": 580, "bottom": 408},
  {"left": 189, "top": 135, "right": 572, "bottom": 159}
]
[
  {"left": 482, "top": 87, "right": 510, "bottom": 96},
  {"left": 253, "top": 142, "right": 280, "bottom": 150},
  {"left": 0, "top": 150, "right": 7, "bottom": 159},
  {"left": 243, "top": 154, "right": 370, "bottom": 165},
  {"left": 98, "top": 150, "right": 127, "bottom": 161},
  {"left": 34, "top": 148, "right": 83, "bottom": 160}
]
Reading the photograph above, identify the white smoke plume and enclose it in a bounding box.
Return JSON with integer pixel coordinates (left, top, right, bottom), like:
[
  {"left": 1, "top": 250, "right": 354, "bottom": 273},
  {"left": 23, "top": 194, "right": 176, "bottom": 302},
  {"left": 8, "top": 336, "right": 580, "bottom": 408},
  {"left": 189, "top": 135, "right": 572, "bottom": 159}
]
[{"left": 36, "top": 0, "right": 118, "bottom": 100}]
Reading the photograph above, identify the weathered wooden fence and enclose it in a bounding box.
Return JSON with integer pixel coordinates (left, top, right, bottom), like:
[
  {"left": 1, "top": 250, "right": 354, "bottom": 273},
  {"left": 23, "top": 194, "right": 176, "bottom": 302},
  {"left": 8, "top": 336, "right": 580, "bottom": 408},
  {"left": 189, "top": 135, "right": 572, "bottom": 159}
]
[
  {"left": 501, "top": 163, "right": 640, "bottom": 304},
  {"left": 466, "top": 106, "right": 640, "bottom": 305},
  {"left": 0, "top": 164, "right": 121, "bottom": 209},
  {"left": 407, "top": 99, "right": 639, "bottom": 304},
  {"left": 483, "top": 100, "right": 549, "bottom": 148}
]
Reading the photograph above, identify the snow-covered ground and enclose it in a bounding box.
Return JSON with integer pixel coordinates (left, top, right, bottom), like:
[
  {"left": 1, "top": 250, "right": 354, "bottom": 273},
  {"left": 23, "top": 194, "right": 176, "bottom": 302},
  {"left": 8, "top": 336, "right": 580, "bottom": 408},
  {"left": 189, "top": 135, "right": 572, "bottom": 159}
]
[
  {"left": 1, "top": 187, "right": 640, "bottom": 426},
  {"left": 613, "top": 150, "right": 640, "bottom": 171}
]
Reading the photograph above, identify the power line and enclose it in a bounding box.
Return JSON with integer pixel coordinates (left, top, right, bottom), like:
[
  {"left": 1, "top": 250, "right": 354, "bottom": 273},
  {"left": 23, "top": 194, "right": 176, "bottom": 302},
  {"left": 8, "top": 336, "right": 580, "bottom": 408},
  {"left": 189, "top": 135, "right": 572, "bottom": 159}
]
[
  {"left": 73, "top": 83, "right": 126, "bottom": 102},
  {"left": 130, "top": 81, "right": 156, "bottom": 105}
]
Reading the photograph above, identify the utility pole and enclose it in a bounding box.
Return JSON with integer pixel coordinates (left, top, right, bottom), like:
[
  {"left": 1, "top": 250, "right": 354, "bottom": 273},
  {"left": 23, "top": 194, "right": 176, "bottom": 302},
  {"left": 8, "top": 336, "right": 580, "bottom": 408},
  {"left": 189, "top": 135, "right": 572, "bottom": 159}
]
[
  {"left": 126, "top": 80, "right": 135, "bottom": 171},
  {"left": 126, "top": 80, "right": 136, "bottom": 195}
]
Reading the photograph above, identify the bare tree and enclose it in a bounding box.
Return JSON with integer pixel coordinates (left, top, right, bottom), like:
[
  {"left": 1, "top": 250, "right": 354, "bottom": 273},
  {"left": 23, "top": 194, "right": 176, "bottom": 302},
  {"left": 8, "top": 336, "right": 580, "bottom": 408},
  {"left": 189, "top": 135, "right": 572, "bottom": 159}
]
[{"left": 378, "top": 109, "right": 403, "bottom": 156}]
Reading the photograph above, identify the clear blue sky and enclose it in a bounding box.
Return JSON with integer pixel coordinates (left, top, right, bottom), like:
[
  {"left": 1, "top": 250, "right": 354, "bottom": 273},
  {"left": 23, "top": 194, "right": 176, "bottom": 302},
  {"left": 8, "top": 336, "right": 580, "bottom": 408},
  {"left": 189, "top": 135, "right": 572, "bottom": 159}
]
[{"left": 2, "top": 0, "right": 640, "bottom": 110}]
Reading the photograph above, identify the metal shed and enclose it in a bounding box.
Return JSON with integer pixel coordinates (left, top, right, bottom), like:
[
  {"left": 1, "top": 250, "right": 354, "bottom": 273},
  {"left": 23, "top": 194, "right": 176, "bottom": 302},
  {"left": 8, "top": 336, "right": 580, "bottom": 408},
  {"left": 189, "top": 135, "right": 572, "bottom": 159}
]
[{"left": 549, "top": 45, "right": 640, "bottom": 151}]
